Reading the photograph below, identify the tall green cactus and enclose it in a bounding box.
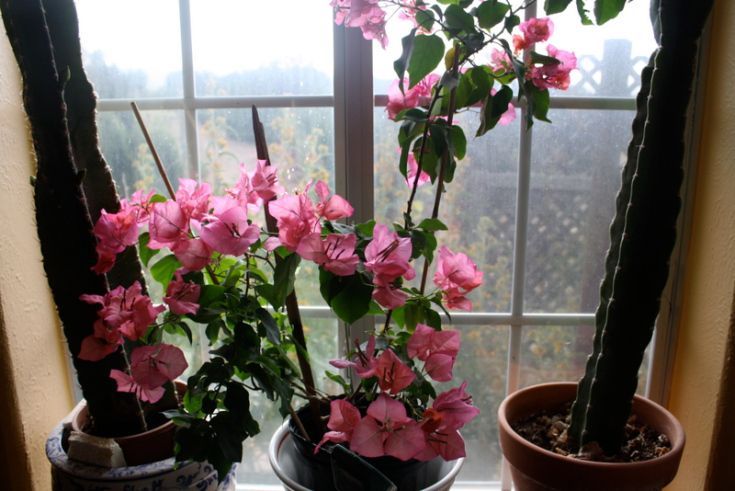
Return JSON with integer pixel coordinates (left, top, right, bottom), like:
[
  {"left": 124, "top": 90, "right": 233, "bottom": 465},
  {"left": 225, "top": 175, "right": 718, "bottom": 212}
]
[
  {"left": 0, "top": 0, "right": 145, "bottom": 436},
  {"left": 568, "top": 0, "right": 714, "bottom": 453}
]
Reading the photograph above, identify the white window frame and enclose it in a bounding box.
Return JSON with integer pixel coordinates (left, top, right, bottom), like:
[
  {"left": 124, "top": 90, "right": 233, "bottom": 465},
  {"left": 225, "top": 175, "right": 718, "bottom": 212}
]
[{"left": 89, "top": 1, "right": 704, "bottom": 489}]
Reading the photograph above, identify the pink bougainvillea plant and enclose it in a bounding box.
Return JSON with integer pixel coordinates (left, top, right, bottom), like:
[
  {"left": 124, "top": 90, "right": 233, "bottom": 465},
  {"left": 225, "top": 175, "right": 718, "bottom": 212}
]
[{"left": 79, "top": 0, "right": 577, "bottom": 479}]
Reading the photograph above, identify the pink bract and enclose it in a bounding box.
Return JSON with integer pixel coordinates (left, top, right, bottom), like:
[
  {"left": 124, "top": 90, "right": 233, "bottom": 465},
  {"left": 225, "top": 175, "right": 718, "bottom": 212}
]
[
  {"left": 129, "top": 344, "right": 188, "bottom": 389},
  {"left": 251, "top": 159, "right": 284, "bottom": 201},
  {"left": 109, "top": 370, "right": 165, "bottom": 403},
  {"left": 314, "top": 181, "right": 354, "bottom": 221},
  {"left": 148, "top": 200, "right": 189, "bottom": 249},
  {"left": 434, "top": 246, "right": 483, "bottom": 311},
  {"left": 374, "top": 348, "right": 415, "bottom": 394},
  {"left": 364, "top": 224, "right": 415, "bottom": 284},
  {"left": 296, "top": 233, "right": 360, "bottom": 277},
  {"left": 405, "top": 153, "right": 430, "bottom": 188},
  {"left": 386, "top": 74, "right": 439, "bottom": 120},
  {"left": 330, "top": 335, "right": 378, "bottom": 379},
  {"left": 314, "top": 399, "right": 362, "bottom": 453},
  {"left": 529, "top": 44, "right": 577, "bottom": 91},
  {"left": 520, "top": 17, "right": 554, "bottom": 45},
  {"left": 200, "top": 204, "right": 260, "bottom": 257},
  {"left": 164, "top": 270, "right": 201, "bottom": 315},
  {"left": 269, "top": 192, "right": 321, "bottom": 251},
  {"left": 175, "top": 178, "right": 212, "bottom": 221}
]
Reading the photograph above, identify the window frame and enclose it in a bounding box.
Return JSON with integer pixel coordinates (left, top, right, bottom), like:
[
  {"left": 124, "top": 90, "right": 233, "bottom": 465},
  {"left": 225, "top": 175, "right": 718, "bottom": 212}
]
[{"left": 88, "top": 0, "right": 701, "bottom": 489}]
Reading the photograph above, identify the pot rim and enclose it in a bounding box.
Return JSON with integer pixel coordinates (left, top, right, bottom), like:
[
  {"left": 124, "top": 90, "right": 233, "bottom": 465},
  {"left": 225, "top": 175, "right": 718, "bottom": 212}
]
[
  {"left": 497, "top": 381, "right": 686, "bottom": 470},
  {"left": 268, "top": 420, "right": 465, "bottom": 491}
]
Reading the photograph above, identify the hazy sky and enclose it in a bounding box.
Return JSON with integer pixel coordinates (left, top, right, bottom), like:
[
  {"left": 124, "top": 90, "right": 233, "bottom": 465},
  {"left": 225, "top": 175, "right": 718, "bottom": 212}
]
[{"left": 76, "top": 0, "right": 656, "bottom": 92}]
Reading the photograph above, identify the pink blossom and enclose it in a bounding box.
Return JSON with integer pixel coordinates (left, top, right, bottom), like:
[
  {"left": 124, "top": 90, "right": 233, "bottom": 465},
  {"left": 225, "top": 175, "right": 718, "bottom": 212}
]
[
  {"left": 78, "top": 283, "right": 164, "bottom": 361},
  {"left": 364, "top": 224, "right": 415, "bottom": 284},
  {"left": 405, "top": 153, "right": 430, "bottom": 188},
  {"left": 200, "top": 204, "right": 260, "bottom": 257},
  {"left": 512, "top": 34, "right": 529, "bottom": 53},
  {"left": 372, "top": 283, "right": 409, "bottom": 309},
  {"left": 164, "top": 270, "right": 201, "bottom": 315},
  {"left": 91, "top": 205, "right": 140, "bottom": 273},
  {"left": 489, "top": 49, "right": 513, "bottom": 73},
  {"left": 407, "top": 324, "right": 460, "bottom": 382},
  {"left": 228, "top": 167, "right": 259, "bottom": 210},
  {"left": 109, "top": 370, "right": 165, "bottom": 403},
  {"left": 332, "top": 0, "right": 388, "bottom": 48},
  {"left": 434, "top": 246, "right": 483, "bottom": 311},
  {"left": 251, "top": 160, "right": 284, "bottom": 201},
  {"left": 429, "top": 382, "right": 480, "bottom": 431},
  {"left": 520, "top": 17, "right": 554, "bottom": 45},
  {"left": 315, "top": 399, "right": 362, "bottom": 453},
  {"left": 350, "top": 394, "right": 426, "bottom": 460},
  {"left": 296, "top": 233, "right": 360, "bottom": 276},
  {"left": 314, "top": 181, "right": 354, "bottom": 221},
  {"left": 148, "top": 200, "right": 189, "bottom": 249},
  {"left": 269, "top": 192, "right": 321, "bottom": 251},
  {"left": 126, "top": 189, "right": 156, "bottom": 222},
  {"left": 528, "top": 44, "right": 577, "bottom": 91},
  {"left": 169, "top": 238, "right": 210, "bottom": 271},
  {"left": 374, "top": 348, "right": 416, "bottom": 395},
  {"left": 110, "top": 344, "right": 187, "bottom": 403},
  {"left": 330, "top": 336, "right": 378, "bottom": 379},
  {"left": 386, "top": 74, "right": 439, "bottom": 120},
  {"left": 175, "top": 179, "right": 211, "bottom": 221}
]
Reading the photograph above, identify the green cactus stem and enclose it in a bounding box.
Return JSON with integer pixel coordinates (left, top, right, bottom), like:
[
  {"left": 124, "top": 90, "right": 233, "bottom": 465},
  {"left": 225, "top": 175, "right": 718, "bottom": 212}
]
[
  {"left": 568, "top": 0, "right": 714, "bottom": 453},
  {"left": 0, "top": 0, "right": 145, "bottom": 436}
]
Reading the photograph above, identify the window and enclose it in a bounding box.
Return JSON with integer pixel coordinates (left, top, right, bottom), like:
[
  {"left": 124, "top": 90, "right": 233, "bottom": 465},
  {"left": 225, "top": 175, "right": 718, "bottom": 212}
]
[{"left": 76, "top": 0, "right": 666, "bottom": 489}]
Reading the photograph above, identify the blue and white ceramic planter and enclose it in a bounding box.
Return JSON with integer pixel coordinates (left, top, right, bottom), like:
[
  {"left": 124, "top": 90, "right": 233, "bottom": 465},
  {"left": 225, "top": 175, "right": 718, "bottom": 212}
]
[{"left": 47, "top": 422, "right": 238, "bottom": 491}]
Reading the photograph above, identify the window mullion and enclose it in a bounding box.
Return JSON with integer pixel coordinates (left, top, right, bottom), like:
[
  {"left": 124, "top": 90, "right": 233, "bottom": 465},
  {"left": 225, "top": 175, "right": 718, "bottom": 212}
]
[{"left": 178, "top": 0, "right": 199, "bottom": 180}]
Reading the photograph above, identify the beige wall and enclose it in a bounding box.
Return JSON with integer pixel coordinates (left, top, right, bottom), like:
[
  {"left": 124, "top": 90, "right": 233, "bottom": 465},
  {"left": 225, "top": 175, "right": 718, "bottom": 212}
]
[
  {"left": 666, "top": 0, "right": 735, "bottom": 489},
  {"left": 0, "top": 19, "right": 74, "bottom": 491}
]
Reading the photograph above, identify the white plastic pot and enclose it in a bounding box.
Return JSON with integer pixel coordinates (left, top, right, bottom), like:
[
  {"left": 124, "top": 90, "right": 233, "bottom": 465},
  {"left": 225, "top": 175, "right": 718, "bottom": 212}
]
[{"left": 268, "top": 420, "right": 464, "bottom": 491}]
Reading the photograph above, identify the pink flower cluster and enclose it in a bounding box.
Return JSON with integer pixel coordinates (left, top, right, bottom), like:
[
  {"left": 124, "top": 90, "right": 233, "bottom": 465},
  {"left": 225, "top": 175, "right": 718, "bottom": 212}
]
[
  {"left": 331, "top": 0, "right": 388, "bottom": 48},
  {"left": 364, "top": 224, "right": 415, "bottom": 308},
  {"left": 92, "top": 161, "right": 284, "bottom": 273},
  {"left": 489, "top": 17, "right": 577, "bottom": 92},
  {"left": 433, "top": 246, "right": 483, "bottom": 311},
  {"left": 321, "top": 326, "right": 478, "bottom": 460},
  {"left": 110, "top": 344, "right": 187, "bottom": 403},
  {"left": 386, "top": 74, "right": 439, "bottom": 121}
]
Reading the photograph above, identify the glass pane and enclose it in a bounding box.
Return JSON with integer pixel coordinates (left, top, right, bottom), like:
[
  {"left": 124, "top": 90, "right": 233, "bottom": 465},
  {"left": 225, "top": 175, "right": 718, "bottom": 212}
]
[
  {"left": 520, "top": 325, "right": 650, "bottom": 394},
  {"left": 524, "top": 109, "right": 634, "bottom": 313},
  {"left": 97, "top": 110, "right": 189, "bottom": 198},
  {"left": 374, "top": 109, "right": 518, "bottom": 312},
  {"left": 237, "top": 317, "right": 339, "bottom": 484},
  {"left": 548, "top": 1, "right": 657, "bottom": 97},
  {"left": 191, "top": 0, "right": 333, "bottom": 96},
  {"left": 76, "top": 0, "right": 183, "bottom": 98},
  {"left": 443, "top": 324, "right": 508, "bottom": 482},
  {"left": 520, "top": 325, "right": 593, "bottom": 387},
  {"left": 197, "top": 107, "right": 335, "bottom": 306}
]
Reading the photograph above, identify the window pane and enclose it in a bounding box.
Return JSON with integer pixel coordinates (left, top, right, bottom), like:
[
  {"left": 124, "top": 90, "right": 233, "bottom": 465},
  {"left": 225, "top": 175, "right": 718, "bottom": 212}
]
[
  {"left": 374, "top": 109, "right": 518, "bottom": 312},
  {"left": 549, "top": 1, "right": 657, "bottom": 97},
  {"left": 520, "top": 325, "right": 650, "bottom": 394},
  {"left": 524, "top": 109, "right": 634, "bottom": 313},
  {"left": 443, "top": 324, "right": 508, "bottom": 482},
  {"left": 97, "top": 110, "right": 189, "bottom": 197},
  {"left": 76, "top": 0, "right": 183, "bottom": 98},
  {"left": 191, "top": 0, "right": 333, "bottom": 97}
]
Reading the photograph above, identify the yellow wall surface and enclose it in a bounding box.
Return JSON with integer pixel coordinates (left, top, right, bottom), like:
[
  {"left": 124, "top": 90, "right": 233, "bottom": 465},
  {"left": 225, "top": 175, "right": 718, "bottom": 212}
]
[
  {"left": 0, "top": 18, "right": 74, "bottom": 491},
  {"left": 666, "top": 0, "right": 735, "bottom": 489}
]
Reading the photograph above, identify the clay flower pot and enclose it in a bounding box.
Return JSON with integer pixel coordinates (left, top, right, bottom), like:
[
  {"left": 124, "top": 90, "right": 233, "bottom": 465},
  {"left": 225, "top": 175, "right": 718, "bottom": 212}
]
[{"left": 497, "top": 382, "right": 685, "bottom": 491}]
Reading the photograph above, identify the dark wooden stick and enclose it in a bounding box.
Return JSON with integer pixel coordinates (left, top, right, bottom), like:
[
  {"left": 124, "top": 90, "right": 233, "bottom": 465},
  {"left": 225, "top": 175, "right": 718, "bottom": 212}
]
[{"left": 252, "top": 106, "right": 320, "bottom": 437}]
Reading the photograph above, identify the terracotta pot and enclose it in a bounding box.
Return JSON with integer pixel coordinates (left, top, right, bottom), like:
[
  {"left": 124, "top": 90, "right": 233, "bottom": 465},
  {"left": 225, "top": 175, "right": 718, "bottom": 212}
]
[{"left": 497, "top": 382, "right": 685, "bottom": 491}]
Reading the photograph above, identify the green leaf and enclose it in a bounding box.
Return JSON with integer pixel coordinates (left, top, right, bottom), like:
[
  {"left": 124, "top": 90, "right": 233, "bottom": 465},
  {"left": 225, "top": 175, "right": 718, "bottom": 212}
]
[
  {"left": 325, "top": 371, "right": 351, "bottom": 392},
  {"left": 407, "top": 34, "right": 444, "bottom": 88},
  {"left": 476, "top": 85, "right": 513, "bottom": 136},
  {"left": 149, "top": 193, "right": 168, "bottom": 204},
  {"left": 319, "top": 270, "right": 372, "bottom": 324},
  {"left": 404, "top": 302, "right": 422, "bottom": 330},
  {"left": 528, "top": 83, "right": 551, "bottom": 122},
  {"left": 256, "top": 253, "right": 300, "bottom": 309},
  {"left": 198, "top": 284, "right": 226, "bottom": 308},
  {"left": 449, "top": 125, "right": 467, "bottom": 160},
  {"left": 456, "top": 66, "right": 493, "bottom": 109},
  {"left": 544, "top": 0, "right": 573, "bottom": 15},
  {"left": 150, "top": 254, "right": 182, "bottom": 290},
  {"left": 576, "top": 0, "right": 593, "bottom": 25},
  {"left": 394, "top": 29, "right": 417, "bottom": 88},
  {"left": 445, "top": 4, "right": 476, "bottom": 32},
  {"left": 504, "top": 14, "right": 520, "bottom": 32},
  {"left": 255, "top": 307, "right": 280, "bottom": 345},
  {"left": 475, "top": 1, "right": 510, "bottom": 29},
  {"left": 137, "top": 232, "right": 159, "bottom": 267},
  {"left": 425, "top": 308, "right": 442, "bottom": 330},
  {"left": 418, "top": 218, "right": 448, "bottom": 232},
  {"left": 355, "top": 220, "right": 376, "bottom": 238},
  {"left": 415, "top": 9, "right": 435, "bottom": 31},
  {"left": 594, "top": 0, "right": 626, "bottom": 25},
  {"left": 530, "top": 51, "right": 561, "bottom": 66},
  {"left": 205, "top": 318, "right": 226, "bottom": 343}
]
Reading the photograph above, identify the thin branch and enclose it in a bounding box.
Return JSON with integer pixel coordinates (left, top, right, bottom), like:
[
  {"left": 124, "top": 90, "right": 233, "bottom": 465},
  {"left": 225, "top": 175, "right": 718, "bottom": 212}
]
[{"left": 131, "top": 102, "right": 176, "bottom": 199}]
